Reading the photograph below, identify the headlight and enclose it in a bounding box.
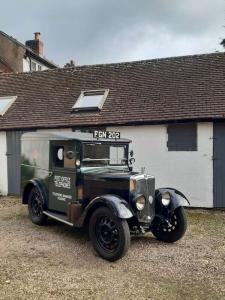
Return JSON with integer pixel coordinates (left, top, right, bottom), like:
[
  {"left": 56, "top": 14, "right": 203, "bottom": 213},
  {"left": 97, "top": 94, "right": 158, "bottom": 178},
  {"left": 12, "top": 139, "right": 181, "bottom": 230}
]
[
  {"left": 161, "top": 191, "right": 171, "bottom": 206},
  {"left": 76, "top": 159, "right": 80, "bottom": 167},
  {"left": 136, "top": 195, "right": 146, "bottom": 210}
]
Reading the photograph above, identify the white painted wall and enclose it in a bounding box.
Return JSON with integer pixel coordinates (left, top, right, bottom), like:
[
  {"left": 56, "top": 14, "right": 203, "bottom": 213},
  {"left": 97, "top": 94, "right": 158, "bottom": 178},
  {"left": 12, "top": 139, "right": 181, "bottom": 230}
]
[
  {"left": 23, "top": 57, "right": 49, "bottom": 72},
  {"left": 23, "top": 58, "right": 30, "bottom": 72},
  {"left": 108, "top": 123, "right": 213, "bottom": 208},
  {"left": 0, "top": 132, "right": 8, "bottom": 195}
]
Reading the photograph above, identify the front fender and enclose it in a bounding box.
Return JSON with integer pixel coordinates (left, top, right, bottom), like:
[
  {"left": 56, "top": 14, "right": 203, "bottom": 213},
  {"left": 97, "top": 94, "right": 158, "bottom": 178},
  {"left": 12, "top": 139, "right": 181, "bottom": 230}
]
[
  {"left": 86, "top": 194, "right": 133, "bottom": 219},
  {"left": 155, "top": 188, "right": 190, "bottom": 213},
  {"left": 76, "top": 194, "right": 133, "bottom": 228}
]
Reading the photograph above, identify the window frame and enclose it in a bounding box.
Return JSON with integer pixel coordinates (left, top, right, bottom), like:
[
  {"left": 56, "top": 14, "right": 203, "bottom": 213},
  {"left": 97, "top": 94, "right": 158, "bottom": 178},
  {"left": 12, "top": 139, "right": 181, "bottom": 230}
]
[
  {"left": 167, "top": 123, "right": 197, "bottom": 152},
  {"left": 31, "top": 61, "right": 36, "bottom": 71},
  {"left": 72, "top": 89, "right": 109, "bottom": 111}
]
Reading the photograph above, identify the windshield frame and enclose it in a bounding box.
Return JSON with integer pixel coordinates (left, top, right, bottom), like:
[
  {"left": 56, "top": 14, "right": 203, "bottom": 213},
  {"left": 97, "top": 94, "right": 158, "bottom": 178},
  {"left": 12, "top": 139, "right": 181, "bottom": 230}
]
[{"left": 80, "top": 141, "right": 130, "bottom": 171}]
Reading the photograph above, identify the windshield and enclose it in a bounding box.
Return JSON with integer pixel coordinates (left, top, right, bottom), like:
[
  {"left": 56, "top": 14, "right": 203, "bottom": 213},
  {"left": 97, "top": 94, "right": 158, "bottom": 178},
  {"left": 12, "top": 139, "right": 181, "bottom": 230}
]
[{"left": 81, "top": 143, "right": 129, "bottom": 172}]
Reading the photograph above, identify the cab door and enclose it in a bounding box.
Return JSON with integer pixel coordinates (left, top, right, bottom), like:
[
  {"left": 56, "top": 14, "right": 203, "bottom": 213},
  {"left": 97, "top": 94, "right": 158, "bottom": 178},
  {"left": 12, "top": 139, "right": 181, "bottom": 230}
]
[{"left": 48, "top": 141, "right": 76, "bottom": 213}]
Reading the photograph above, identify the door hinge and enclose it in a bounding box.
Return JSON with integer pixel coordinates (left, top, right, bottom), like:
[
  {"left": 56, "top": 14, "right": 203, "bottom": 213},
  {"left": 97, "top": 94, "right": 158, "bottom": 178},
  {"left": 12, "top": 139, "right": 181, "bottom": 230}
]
[
  {"left": 5, "top": 152, "right": 12, "bottom": 156},
  {"left": 212, "top": 157, "right": 219, "bottom": 161}
]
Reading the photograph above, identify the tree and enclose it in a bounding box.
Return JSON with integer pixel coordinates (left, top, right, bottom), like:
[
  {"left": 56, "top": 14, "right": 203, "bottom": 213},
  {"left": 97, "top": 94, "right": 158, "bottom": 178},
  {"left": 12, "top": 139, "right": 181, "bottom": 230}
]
[{"left": 220, "top": 39, "right": 225, "bottom": 48}]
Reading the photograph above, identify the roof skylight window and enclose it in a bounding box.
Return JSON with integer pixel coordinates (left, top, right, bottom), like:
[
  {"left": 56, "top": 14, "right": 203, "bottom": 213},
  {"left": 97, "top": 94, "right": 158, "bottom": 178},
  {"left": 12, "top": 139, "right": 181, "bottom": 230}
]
[
  {"left": 0, "top": 96, "right": 17, "bottom": 116},
  {"left": 73, "top": 89, "right": 109, "bottom": 111}
]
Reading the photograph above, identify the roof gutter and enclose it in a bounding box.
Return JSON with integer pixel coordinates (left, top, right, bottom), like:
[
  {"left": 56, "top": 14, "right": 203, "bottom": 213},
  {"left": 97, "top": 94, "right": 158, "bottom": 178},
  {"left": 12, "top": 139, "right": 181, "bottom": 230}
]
[
  {"left": 26, "top": 50, "right": 57, "bottom": 69},
  {"left": 0, "top": 117, "right": 224, "bottom": 132}
]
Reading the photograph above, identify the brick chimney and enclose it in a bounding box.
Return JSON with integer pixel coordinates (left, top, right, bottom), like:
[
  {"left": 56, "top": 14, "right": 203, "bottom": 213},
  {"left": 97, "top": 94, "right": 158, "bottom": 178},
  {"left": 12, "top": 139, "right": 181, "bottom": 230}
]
[
  {"left": 64, "top": 60, "right": 76, "bottom": 68},
  {"left": 25, "top": 32, "right": 44, "bottom": 56}
]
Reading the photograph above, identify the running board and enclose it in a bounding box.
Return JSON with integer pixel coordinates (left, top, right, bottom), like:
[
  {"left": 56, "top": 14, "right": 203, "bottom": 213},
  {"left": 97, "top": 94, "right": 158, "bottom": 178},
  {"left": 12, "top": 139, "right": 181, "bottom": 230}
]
[{"left": 43, "top": 211, "right": 74, "bottom": 227}]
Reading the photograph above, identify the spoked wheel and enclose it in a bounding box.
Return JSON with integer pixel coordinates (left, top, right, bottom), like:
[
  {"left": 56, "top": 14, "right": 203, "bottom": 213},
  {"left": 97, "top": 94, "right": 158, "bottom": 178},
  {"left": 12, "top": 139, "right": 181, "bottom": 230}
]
[
  {"left": 152, "top": 207, "right": 187, "bottom": 243},
  {"left": 89, "top": 207, "right": 130, "bottom": 261},
  {"left": 28, "top": 187, "right": 47, "bottom": 225}
]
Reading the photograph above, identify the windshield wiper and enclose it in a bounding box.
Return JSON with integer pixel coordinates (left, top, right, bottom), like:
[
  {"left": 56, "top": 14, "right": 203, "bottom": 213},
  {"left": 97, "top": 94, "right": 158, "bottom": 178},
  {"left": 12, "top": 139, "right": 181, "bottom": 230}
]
[
  {"left": 103, "top": 167, "right": 128, "bottom": 172},
  {"left": 82, "top": 158, "right": 110, "bottom": 162}
]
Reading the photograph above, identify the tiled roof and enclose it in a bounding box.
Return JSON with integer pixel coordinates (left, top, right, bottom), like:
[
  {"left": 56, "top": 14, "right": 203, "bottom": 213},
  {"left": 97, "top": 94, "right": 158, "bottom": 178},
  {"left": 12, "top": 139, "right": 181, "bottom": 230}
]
[{"left": 0, "top": 52, "right": 225, "bottom": 130}]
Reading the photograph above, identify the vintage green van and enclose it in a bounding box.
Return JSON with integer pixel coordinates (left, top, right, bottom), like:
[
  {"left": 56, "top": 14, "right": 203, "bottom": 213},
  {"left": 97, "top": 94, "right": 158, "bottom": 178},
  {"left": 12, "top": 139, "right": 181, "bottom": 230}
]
[{"left": 21, "top": 131, "right": 189, "bottom": 261}]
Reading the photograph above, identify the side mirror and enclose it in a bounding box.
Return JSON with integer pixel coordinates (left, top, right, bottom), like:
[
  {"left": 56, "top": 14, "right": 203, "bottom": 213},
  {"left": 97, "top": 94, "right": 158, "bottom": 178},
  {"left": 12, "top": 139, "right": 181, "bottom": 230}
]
[
  {"left": 129, "top": 150, "right": 134, "bottom": 157},
  {"left": 66, "top": 151, "right": 75, "bottom": 160}
]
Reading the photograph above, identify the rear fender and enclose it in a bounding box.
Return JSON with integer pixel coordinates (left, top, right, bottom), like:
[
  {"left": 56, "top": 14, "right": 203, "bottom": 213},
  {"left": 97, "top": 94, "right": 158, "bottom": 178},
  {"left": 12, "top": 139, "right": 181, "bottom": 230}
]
[{"left": 22, "top": 179, "right": 48, "bottom": 207}]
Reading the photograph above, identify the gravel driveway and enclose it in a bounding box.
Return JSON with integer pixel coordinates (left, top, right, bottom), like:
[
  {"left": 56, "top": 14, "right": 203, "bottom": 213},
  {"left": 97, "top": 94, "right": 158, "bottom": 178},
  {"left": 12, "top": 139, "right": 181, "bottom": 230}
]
[{"left": 0, "top": 197, "right": 225, "bottom": 300}]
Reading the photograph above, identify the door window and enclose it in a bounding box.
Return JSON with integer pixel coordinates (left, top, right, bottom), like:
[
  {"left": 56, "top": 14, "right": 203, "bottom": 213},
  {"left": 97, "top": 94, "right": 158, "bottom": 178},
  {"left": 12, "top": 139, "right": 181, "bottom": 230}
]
[
  {"left": 53, "top": 146, "right": 64, "bottom": 168},
  {"left": 52, "top": 143, "right": 76, "bottom": 169}
]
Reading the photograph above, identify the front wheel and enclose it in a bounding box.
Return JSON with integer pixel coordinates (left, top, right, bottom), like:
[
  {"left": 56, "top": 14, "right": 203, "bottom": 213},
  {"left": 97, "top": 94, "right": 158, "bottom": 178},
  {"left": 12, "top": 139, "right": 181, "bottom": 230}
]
[
  {"left": 89, "top": 207, "right": 130, "bottom": 261},
  {"left": 152, "top": 207, "right": 187, "bottom": 243}
]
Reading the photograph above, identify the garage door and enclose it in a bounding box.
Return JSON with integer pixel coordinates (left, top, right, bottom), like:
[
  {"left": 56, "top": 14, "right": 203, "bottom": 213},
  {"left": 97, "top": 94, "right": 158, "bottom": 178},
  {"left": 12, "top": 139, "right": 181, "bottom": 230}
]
[
  {"left": 213, "top": 122, "right": 225, "bottom": 208},
  {"left": 6, "top": 131, "right": 24, "bottom": 195}
]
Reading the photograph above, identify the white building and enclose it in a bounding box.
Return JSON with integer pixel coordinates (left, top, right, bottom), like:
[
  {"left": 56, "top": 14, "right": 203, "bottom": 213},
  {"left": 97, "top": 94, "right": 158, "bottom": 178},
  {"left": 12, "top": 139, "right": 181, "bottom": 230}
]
[{"left": 0, "top": 52, "right": 224, "bottom": 208}]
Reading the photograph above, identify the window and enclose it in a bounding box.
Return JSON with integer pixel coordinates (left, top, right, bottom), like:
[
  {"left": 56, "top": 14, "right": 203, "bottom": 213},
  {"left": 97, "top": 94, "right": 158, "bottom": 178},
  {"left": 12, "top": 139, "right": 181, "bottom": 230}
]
[
  {"left": 38, "top": 65, "right": 42, "bottom": 71},
  {"left": 73, "top": 89, "right": 109, "bottom": 111},
  {"left": 0, "top": 96, "right": 17, "bottom": 116},
  {"left": 31, "top": 61, "right": 36, "bottom": 71},
  {"left": 53, "top": 146, "right": 64, "bottom": 168},
  {"left": 52, "top": 143, "right": 76, "bottom": 169},
  {"left": 167, "top": 123, "right": 197, "bottom": 151}
]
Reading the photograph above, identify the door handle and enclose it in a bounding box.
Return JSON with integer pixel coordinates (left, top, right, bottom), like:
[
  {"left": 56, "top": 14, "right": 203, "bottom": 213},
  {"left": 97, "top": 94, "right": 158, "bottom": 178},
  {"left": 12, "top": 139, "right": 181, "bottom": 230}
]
[{"left": 48, "top": 171, "right": 53, "bottom": 177}]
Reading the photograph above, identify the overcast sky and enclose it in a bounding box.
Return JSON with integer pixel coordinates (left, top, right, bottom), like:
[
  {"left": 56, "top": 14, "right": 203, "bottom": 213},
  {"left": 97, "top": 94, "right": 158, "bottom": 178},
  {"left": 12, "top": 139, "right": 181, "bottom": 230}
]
[{"left": 1, "top": 0, "right": 225, "bottom": 66}]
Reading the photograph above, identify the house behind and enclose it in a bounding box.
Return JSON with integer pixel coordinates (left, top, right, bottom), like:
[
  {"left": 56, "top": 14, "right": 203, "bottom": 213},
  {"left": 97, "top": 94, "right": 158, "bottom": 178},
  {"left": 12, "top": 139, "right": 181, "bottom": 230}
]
[
  {"left": 0, "top": 31, "right": 57, "bottom": 73},
  {"left": 0, "top": 52, "right": 225, "bottom": 208}
]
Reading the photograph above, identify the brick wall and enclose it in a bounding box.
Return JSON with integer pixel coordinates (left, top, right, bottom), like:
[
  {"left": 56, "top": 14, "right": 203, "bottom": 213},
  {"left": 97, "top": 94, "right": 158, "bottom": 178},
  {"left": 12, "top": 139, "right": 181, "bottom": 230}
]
[{"left": 0, "top": 33, "right": 25, "bottom": 73}]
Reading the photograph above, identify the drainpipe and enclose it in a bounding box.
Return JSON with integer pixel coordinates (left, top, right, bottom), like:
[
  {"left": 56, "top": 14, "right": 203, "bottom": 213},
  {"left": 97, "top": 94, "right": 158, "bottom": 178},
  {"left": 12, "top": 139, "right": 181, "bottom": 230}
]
[{"left": 29, "top": 56, "right": 32, "bottom": 71}]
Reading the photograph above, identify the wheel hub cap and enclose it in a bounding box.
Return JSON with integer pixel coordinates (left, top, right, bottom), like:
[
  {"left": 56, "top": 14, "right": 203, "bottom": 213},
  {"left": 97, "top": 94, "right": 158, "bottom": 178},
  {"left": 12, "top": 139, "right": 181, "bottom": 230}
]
[{"left": 96, "top": 216, "right": 119, "bottom": 251}]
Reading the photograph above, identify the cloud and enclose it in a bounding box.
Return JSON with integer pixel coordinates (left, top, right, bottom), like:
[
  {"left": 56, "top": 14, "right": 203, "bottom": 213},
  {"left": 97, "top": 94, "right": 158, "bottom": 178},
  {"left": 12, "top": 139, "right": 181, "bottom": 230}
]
[{"left": 0, "top": 0, "right": 224, "bottom": 66}]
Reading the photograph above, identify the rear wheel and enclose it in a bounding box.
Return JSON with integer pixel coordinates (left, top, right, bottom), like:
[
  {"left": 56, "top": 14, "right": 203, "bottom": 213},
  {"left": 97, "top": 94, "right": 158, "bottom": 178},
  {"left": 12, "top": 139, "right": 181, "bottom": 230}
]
[
  {"left": 28, "top": 187, "right": 47, "bottom": 225},
  {"left": 89, "top": 207, "right": 130, "bottom": 261},
  {"left": 152, "top": 207, "right": 187, "bottom": 243}
]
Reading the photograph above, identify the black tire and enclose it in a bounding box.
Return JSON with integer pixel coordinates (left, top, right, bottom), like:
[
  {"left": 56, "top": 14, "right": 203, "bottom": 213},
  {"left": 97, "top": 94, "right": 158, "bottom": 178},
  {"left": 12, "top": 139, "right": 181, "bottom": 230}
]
[
  {"left": 89, "top": 207, "right": 130, "bottom": 261},
  {"left": 152, "top": 207, "right": 187, "bottom": 243},
  {"left": 28, "top": 187, "right": 47, "bottom": 225}
]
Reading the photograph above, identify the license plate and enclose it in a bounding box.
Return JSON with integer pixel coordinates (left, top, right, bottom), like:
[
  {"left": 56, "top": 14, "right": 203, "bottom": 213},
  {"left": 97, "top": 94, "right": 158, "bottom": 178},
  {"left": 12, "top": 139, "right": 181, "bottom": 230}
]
[{"left": 93, "top": 130, "right": 120, "bottom": 139}]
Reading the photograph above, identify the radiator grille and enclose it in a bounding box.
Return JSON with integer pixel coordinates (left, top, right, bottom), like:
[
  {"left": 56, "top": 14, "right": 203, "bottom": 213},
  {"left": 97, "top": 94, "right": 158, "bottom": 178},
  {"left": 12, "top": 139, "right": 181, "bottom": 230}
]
[{"left": 134, "top": 174, "right": 155, "bottom": 222}]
